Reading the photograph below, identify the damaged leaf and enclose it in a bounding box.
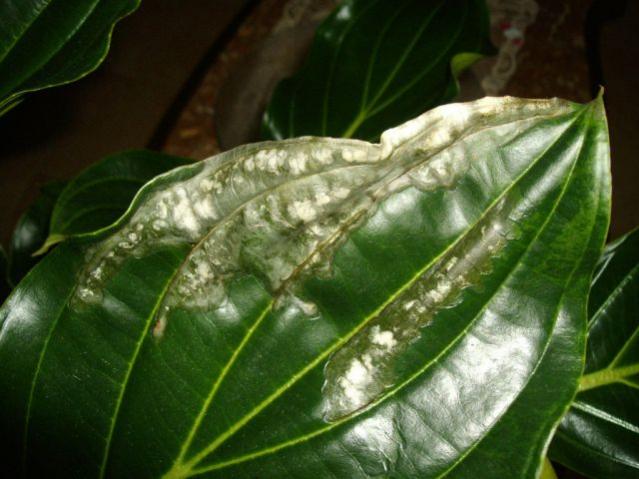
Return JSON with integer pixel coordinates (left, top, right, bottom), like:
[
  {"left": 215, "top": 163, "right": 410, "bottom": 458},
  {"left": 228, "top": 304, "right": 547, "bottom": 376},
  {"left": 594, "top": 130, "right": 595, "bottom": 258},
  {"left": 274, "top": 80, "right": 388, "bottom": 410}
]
[{"left": 0, "top": 95, "right": 610, "bottom": 478}]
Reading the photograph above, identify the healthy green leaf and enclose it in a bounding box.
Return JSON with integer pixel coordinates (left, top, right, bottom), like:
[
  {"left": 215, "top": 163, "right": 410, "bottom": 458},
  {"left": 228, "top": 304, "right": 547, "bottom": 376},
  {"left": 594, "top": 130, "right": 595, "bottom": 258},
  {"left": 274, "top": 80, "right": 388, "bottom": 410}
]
[
  {"left": 261, "top": 0, "right": 493, "bottom": 142},
  {"left": 549, "top": 228, "right": 639, "bottom": 478},
  {"left": 40, "top": 150, "right": 193, "bottom": 253},
  {"left": 0, "top": 0, "right": 140, "bottom": 114},
  {"left": 7, "top": 181, "right": 66, "bottom": 286},
  {"left": 0, "top": 95, "right": 610, "bottom": 478}
]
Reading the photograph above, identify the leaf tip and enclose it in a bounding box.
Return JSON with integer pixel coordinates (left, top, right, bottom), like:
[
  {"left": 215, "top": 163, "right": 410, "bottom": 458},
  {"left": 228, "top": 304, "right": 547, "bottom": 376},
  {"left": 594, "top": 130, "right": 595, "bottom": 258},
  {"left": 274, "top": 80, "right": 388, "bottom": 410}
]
[
  {"left": 590, "top": 86, "right": 606, "bottom": 113},
  {"left": 33, "top": 235, "right": 66, "bottom": 257},
  {"left": 579, "top": 87, "right": 608, "bottom": 131}
]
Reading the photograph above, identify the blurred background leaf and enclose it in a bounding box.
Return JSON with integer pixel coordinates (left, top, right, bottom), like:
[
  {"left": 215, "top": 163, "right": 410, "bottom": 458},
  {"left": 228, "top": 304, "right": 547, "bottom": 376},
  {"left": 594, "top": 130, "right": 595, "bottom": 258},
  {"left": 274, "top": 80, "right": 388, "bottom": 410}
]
[
  {"left": 7, "top": 181, "right": 66, "bottom": 286},
  {"left": 41, "top": 150, "right": 192, "bottom": 252},
  {"left": 262, "top": 0, "right": 493, "bottom": 141},
  {"left": 3, "top": 150, "right": 192, "bottom": 288},
  {"left": 0, "top": 0, "right": 140, "bottom": 115},
  {"left": 550, "top": 227, "right": 639, "bottom": 478}
]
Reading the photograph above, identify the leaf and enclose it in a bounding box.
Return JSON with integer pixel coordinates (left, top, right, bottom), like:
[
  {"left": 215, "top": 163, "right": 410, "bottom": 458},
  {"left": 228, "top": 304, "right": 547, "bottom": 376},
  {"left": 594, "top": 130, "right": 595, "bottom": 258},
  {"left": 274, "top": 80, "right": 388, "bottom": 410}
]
[
  {"left": 0, "top": 95, "right": 610, "bottom": 478},
  {"left": 40, "top": 150, "right": 193, "bottom": 253},
  {"left": 261, "top": 0, "right": 493, "bottom": 142},
  {"left": 549, "top": 227, "right": 639, "bottom": 478},
  {"left": 7, "top": 152, "right": 190, "bottom": 286},
  {"left": 540, "top": 458, "right": 559, "bottom": 479},
  {"left": 6, "top": 181, "right": 66, "bottom": 286},
  {"left": 0, "top": 0, "right": 140, "bottom": 114}
]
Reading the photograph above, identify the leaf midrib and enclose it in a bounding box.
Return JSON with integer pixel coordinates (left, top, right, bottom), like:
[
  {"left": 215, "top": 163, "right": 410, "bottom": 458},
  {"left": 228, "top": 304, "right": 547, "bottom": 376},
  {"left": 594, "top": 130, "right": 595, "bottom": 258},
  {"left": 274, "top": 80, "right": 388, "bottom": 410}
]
[
  {"left": 554, "top": 429, "right": 639, "bottom": 470},
  {"left": 319, "top": 0, "right": 384, "bottom": 136},
  {"left": 579, "top": 362, "right": 639, "bottom": 392},
  {"left": 587, "top": 262, "right": 638, "bottom": 329},
  {"left": 358, "top": 0, "right": 412, "bottom": 111},
  {"left": 343, "top": 0, "right": 446, "bottom": 137},
  {"left": 572, "top": 400, "right": 639, "bottom": 435},
  {"left": 363, "top": 1, "right": 468, "bottom": 123}
]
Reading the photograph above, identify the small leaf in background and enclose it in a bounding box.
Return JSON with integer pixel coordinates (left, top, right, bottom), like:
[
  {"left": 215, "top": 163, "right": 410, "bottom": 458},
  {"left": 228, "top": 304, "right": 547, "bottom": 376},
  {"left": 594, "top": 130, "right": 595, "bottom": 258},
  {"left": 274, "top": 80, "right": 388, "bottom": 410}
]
[
  {"left": 0, "top": 0, "right": 140, "bottom": 115},
  {"left": 541, "top": 458, "right": 559, "bottom": 479},
  {"left": 41, "top": 150, "right": 193, "bottom": 252},
  {"left": 262, "top": 0, "right": 493, "bottom": 141},
  {"left": 0, "top": 96, "right": 610, "bottom": 478},
  {"left": 7, "top": 181, "right": 66, "bottom": 286},
  {"left": 550, "top": 228, "right": 639, "bottom": 478}
]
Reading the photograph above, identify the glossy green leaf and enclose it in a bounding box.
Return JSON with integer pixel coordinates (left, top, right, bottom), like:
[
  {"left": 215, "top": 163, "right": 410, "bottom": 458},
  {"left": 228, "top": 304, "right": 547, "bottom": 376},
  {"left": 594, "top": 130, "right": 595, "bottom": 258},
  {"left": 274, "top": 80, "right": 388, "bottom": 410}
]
[
  {"left": 40, "top": 150, "right": 193, "bottom": 253},
  {"left": 0, "top": 96, "right": 610, "bottom": 478},
  {"left": 0, "top": 0, "right": 140, "bottom": 114},
  {"left": 549, "top": 228, "right": 639, "bottom": 478},
  {"left": 262, "top": 0, "right": 493, "bottom": 142},
  {"left": 7, "top": 181, "right": 66, "bottom": 286}
]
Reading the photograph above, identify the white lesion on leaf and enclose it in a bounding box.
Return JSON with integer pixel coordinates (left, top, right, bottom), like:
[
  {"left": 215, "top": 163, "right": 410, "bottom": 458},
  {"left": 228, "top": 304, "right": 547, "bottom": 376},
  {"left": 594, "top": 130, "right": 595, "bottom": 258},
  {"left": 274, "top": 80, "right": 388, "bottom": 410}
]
[
  {"left": 72, "top": 139, "right": 386, "bottom": 326},
  {"left": 70, "top": 96, "right": 573, "bottom": 343},
  {"left": 321, "top": 197, "right": 519, "bottom": 421},
  {"left": 379, "top": 96, "right": 563, "bottom": 160}
]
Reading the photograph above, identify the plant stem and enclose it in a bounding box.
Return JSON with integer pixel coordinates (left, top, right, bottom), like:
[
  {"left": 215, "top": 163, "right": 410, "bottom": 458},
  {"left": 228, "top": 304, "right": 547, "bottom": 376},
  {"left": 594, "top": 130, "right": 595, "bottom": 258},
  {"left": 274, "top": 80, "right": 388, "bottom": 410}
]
[{"left": 579, "top": 363, "right": 639, "bottom": 392}]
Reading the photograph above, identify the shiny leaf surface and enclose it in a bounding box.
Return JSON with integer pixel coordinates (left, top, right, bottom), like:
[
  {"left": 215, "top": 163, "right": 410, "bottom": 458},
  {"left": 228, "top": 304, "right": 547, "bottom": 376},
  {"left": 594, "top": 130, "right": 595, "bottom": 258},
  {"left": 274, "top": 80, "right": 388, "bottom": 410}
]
[
  {"left": 262, "top": 0, "right": 493, "bottom": 142},
  {"left": 7, "top": 181, "right": 65, "bottom": 286},
  {"left": 41, "top": 150, "right": 192, "bottom": 252},
  {"left": 0, "top": 96, "right": 610, "bottom": 478},
  {"left": 549, "top": 228, "right": 639, "bottom": 478},
  {"left": 0, "top": 0, "right": 140, "bottom": 114}
]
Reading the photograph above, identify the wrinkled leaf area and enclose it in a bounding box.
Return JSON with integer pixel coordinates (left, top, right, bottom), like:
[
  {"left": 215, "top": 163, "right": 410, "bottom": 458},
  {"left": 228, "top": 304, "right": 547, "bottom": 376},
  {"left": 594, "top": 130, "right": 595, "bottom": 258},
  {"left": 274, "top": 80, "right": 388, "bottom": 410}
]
[{"left": 0, "top": 98, "right": 609, "bottom": 478}]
